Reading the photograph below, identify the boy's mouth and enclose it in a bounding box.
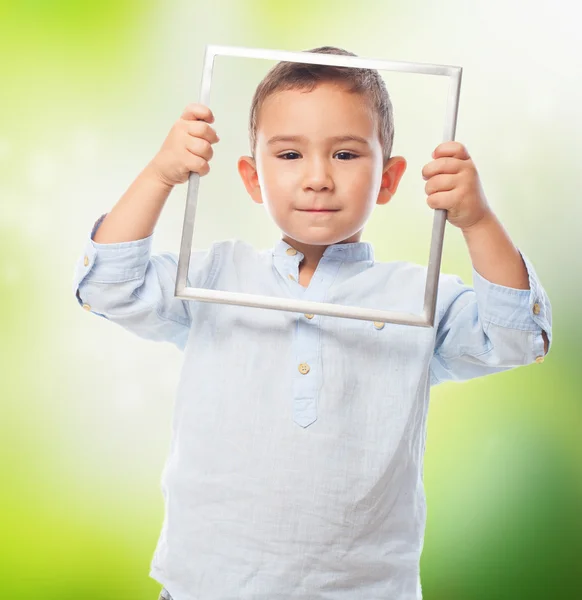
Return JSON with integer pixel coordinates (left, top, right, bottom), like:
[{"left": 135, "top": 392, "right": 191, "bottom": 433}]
[{"left": 297, "top": 208, "right": 340, "bottom": 213}]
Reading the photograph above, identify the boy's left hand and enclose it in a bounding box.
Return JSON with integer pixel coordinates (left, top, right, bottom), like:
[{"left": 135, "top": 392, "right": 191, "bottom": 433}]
[{"left": 422, "top": 142, "right": 492, "bottom": 230}]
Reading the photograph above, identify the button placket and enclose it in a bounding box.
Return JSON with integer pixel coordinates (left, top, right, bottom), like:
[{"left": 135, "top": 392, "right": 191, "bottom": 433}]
[
  {"left": 293, "top": 317, "right": 319, "bottom": 427},
  {"left": 291, "top": 257, "right": 342, "bottom": 428},
  {"left": 273, "top": 246, "right": 303, "bottom": 291}
]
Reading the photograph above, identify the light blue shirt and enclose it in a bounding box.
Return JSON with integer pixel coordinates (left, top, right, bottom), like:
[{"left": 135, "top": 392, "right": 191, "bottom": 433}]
[{"left": 73, "top": 214, "right": 551, "bottom": 600}]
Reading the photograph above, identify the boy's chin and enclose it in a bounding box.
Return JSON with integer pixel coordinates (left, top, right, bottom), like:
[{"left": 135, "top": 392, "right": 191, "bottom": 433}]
[{"left": 283, "top": 228, "right": 361, "bottom": 247}]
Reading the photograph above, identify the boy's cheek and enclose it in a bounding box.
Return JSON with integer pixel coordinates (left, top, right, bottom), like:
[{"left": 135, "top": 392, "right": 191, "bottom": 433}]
[{"left": 262, "top": 174, "right": 298, "bottom": 198}]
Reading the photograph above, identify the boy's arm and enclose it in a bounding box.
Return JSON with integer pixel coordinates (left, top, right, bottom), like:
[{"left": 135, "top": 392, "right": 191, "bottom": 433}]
[
  {"left": 422, "top": 141, "right": 551, "bottom": 384},
  {"left": 73, "top": 104, "right": 220, "bottom": 349},
  {"left": 461, "top": 211, "right": 549, "bottom": 354},
  {"left": 91, "top": 165, "right": 173, "bottom": 244}
]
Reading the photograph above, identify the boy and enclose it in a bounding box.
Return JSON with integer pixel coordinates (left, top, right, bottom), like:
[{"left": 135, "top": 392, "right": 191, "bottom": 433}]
[{"left": 73, "top": 46, "right": 551, "bottom": 599}]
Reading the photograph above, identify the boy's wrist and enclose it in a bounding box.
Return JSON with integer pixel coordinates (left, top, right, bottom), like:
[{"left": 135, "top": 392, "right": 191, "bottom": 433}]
[
  {"left": 144, "top": 161, "right": 176, "bottom": 192},
  {"left": 460, "top": 209, "right": 497, "bottom": 236}
]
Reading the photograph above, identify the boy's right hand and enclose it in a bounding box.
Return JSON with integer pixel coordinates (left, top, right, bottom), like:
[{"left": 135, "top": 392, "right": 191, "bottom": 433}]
[{"left": 149, "top": 103, "right": 220, "bottom": 187}]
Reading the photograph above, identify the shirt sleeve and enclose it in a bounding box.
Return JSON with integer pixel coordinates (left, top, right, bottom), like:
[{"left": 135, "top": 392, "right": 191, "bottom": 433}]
[
  {"left": 429, "top": 250, "right": 552, "bottom": 386},
  {"left": 72, "top": 213, "right": 218, "bottom": 351}
]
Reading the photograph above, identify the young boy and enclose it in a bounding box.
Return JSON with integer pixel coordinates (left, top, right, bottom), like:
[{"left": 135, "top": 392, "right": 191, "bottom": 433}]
[{"left": 73, "top": 46, "right": 551, "bottom": 599}]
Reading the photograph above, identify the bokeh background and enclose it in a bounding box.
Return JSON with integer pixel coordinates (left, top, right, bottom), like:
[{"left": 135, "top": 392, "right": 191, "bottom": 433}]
[{"left": 1, "top": 0, "right": 581, "bottom": 598}]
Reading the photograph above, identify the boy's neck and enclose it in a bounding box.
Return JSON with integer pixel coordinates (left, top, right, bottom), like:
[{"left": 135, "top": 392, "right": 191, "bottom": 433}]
[
  {"left": 282, "top": 237, "right": 325, "bottom": 268},
  {"left": 281, "top": 237, "right": 324, "bottom": 288},
  {"left": 281, "top": 234, "right": 362, "bottom": 288}
]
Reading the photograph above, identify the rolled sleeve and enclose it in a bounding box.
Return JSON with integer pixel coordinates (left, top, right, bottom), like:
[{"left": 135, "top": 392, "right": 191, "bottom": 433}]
[
  {"left": 73, "top": 214, "right": 154, "bottom": 301},
  {"left": 472, "top": 251, "right": 551, "bottom": 348},
  {"left": 430, "top": 250, "right": 552, "bottom": 385},
  {"left": 72, "top": 213, "right": 217, "bottom": 350}
]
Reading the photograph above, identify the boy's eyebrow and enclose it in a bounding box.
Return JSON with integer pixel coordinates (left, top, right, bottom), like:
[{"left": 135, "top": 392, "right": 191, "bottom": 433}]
[{"left": 266, "top": 134, "right": 371, "bottom": 146}]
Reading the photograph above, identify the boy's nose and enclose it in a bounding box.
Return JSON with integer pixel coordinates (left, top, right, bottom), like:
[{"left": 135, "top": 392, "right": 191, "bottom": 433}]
[{"left": 302, "top": 160, "right": 334, "bottom": 192}]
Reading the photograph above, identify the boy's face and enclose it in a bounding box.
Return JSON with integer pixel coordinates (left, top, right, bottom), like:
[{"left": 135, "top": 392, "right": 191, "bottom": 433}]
[{"left": 238, "top": 81, "right": 406, "bottom": 247}]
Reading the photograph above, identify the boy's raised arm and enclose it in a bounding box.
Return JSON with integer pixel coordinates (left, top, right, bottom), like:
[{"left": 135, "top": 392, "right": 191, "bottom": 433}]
[
  {"left": 72, "top": 104, "right": 220, "bottom": 350},
  {"left": 423, "top": 141, "right": 552, "bottom": 385},
  {"left": 422, "top": 140, "right": 550, "bottom": 352},
  {"left": 460, "top": 211, "right": 549, "bottom": 353},
  {"left": 91, "top": 165, "right": 173, "bottom": 244}
]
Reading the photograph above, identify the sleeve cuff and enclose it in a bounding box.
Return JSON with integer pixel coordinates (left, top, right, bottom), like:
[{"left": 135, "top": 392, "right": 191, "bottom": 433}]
[
  {"left": 471, "top": 249, "right": 552, "bottom": 346},
  {"left": 72, "top": 213, "right": 154, "bottom": 297}
]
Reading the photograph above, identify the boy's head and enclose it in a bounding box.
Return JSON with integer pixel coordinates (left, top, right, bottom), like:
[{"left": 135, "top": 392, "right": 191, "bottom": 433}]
[
  {"left": 238, "top": 46, "right": 407, "bottom": 248},
  {"left": 249, "top": 46, "right": 395, "bottom": 165}
]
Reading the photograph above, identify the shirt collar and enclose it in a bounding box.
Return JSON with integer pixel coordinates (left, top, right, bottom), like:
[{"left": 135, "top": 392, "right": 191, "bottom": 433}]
[{"left": 273, "top": 239, "right": 374, "bottom": 264}]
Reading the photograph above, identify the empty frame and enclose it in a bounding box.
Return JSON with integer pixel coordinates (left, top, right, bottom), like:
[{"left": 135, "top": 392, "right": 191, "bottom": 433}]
[{"left": 175, "top": 45, "right": 462, "bottom": 327}]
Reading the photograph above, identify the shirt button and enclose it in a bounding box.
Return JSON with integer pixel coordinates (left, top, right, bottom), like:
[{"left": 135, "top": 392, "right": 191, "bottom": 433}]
[
  {"left": 286, "top": 247, "right": 298, "bottom": 256},
  {"left": 298, "top": 363, "right": 310, "bottom": 375},
  {"left": 532, "top": 303, "right": 541, "bottom": 315},
  {"left": 82, "top": 303, "right": 91, "bottom": 311},
  {"left": 304, "top": 313, "right": 314, "bottom": 320},
  {"left": 373, "top": 321, "right": 385, "bottom": 330},
  {"left": 288, "top": 274, "right": 296, "bottom": 281},
  {"left": 535, "top": 356, "right": 545, "bottom": 364},
  {"left": 83, "top": 255, "right": 89, "bottom": 267}
]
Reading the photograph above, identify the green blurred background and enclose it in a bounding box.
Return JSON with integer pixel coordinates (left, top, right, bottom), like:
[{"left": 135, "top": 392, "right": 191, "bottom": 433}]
[{"left": 1, "top": 0, "right": 580, "bottom": 598}]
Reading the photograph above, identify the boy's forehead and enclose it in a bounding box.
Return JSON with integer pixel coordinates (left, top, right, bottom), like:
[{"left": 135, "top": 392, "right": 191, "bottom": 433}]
[
  {"left": 257, "top": 83, "right": 377, "bottom": 136},
  {"left": 262, "top": 80, "right": 359, "bottom": 108}
]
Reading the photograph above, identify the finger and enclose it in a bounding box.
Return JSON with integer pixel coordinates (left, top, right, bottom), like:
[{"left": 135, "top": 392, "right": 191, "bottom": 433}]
[
  {"left": 186, "top": 120, "right": 220, "bottom": 144},
  {"left": 432, "top": 142, "right": 470, "bottom": 160},
  {"left": 426, "top": 190, "right": 454, "bottom": 211},
  {"left": 181, "top": 103, "right": 215, "bottom": 123},
  {"left": 424, "top": 173, "right": 457, "bottom": 196},
  {"left": 422, "top": 157, "right": 462, "bottom": 180},
  {"left": 184, "top": 154, "right": 210, "bottom": 176},
  {"left": 185, "top": 137, "right": 214, "bottom": 162}
]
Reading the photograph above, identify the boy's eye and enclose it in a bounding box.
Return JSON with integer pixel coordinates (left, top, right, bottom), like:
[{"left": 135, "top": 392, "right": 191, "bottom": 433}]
[
  {"left": 277, "top": 151, "right": 359, "bottom": 160},
  {"left": 278, "top": 152, "right": 301, "bottom": 160},
  {"left": 335, "top": 152, "right": 358, "bottom": 160}
]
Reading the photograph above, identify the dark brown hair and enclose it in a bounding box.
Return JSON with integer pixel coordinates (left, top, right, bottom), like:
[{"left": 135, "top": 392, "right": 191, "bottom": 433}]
[{"left": 248, "top": 46, "right": 394, "bottom": 164}]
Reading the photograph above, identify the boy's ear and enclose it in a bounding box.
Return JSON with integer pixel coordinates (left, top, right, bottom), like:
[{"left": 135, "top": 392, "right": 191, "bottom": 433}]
[
  {"left": 237, "top": 155, "right": 263, "bottom": 205},
  {"left": 377, "top": 156, "right": 407, "bottom": 206}
]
